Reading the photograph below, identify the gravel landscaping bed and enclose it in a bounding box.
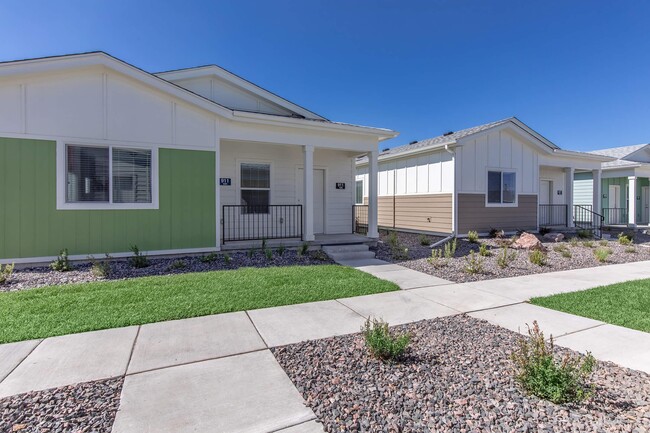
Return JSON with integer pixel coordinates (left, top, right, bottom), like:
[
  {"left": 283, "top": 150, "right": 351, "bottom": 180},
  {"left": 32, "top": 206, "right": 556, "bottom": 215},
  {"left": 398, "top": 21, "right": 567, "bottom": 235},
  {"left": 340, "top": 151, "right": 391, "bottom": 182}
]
[
  {"left": 0, "top": 377, "right": 123, "bottom": 433},
  {"left": 374, "top": 230, "right": 650, "bottom": 283},
  {"left": 273, "top": 315, "right": 650, "bottom": 433},
  {"left": 1, "top": 249, "right": 332, "bottom": 292}
]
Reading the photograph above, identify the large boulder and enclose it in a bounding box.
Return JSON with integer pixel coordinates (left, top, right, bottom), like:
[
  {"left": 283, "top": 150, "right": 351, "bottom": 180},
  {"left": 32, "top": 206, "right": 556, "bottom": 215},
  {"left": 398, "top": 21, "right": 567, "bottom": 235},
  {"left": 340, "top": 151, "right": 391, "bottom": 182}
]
[
  {"left": 542, "top": 232, "right": 565, "bottom": 243},
  {"left": 512, "top": 232, "right": 545, "bottom": 251}
]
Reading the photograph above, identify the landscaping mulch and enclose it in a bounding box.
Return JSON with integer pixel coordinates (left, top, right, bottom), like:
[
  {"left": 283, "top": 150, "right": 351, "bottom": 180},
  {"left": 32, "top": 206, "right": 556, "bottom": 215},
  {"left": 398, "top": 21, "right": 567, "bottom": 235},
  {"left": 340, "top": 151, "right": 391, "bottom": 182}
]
[
  {"left": 1, "top": 249, "right": 333, "bottom": 292},
  {"left": 0, "top": 377, "right": 123, "bottom": 433},
  {"left": 374, "top": 231, "right": 650, "bottom": 283},
  {"left": 273, "top": 315, "right": 650, "bottom": 433}
]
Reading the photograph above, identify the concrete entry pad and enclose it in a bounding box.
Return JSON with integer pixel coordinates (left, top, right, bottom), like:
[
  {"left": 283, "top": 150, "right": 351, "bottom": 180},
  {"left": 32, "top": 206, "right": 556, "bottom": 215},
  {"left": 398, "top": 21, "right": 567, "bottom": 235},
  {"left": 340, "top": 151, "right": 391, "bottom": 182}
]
[
  {"left": 372, "top": 268, "right": 452, "bottom": 290},
  {"left": 0, "top": 326, "right": 138, "bottom": 398},
  {"left": 112, "top": 350, "right": 315, "bottom": 433},
  {"left": 469, "top": 303, "right": 604, "bottom": 339},
  {"left": 127, "top": 312, "right": 266, "bottom": 374},
  {"left": 411, "top": 284, "right": 519, "bottom": 313},
  {"left": 248, "top": 300, "right": 365, "bottom": 347},
  {"left": 339, "top": 290, "right": 458, "bottom": 326},
  {"left": 0, "top": 339, "right": 40, "bottom": 382},
  {"left": 555, "top": 324, "right": 650, "bottom": 374}
]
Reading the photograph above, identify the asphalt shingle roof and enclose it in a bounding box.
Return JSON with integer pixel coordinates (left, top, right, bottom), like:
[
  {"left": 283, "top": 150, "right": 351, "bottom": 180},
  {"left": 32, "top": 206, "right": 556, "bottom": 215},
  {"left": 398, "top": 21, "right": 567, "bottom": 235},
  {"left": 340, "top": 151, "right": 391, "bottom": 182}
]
[{"left": 588, "top": 144, "right": 650, "bottom": 168}]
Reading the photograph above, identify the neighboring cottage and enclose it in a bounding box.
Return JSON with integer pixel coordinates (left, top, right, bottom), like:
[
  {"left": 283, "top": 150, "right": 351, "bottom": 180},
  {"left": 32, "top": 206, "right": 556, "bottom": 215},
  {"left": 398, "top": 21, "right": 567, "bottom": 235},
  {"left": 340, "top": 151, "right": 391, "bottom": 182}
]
[
  {"left": 356, "top": 118, "right": 612, "bottom": 236},
  {"left": 0, "top": 52, "right": 397, "bottom": 264}
]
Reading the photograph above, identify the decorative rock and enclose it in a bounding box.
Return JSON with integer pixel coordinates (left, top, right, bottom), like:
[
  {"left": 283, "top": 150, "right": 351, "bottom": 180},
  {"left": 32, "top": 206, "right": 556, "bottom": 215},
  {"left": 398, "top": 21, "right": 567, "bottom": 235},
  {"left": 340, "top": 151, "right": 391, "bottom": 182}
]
[
  {"left": 542, "top": 232, "right": 565, "bottom": 243},
  {"left": 512, "top": 232, "right": 545, "bottom": 250}
]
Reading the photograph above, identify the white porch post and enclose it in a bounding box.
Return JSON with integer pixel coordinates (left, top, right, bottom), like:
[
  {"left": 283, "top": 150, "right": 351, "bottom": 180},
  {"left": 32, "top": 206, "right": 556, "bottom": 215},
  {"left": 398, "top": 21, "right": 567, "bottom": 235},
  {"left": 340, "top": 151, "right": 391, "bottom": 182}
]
[
  {"left": 303, "top": 145, "right": 315, "bottom": 241},
  {"left": 564, "top": 167, "right": 575, "bottom": 227},
  {"left": 592, "top": 169, "right": 602, "bottom": 216},
  {"left": 367, "top": 150, "right": 379, "bottom": 238},
  {"left": 628, "top": 176, "right": 637, "bottom": 227},
  {"left": 215, "top": 139, "right": 221, "bottom": 251}
]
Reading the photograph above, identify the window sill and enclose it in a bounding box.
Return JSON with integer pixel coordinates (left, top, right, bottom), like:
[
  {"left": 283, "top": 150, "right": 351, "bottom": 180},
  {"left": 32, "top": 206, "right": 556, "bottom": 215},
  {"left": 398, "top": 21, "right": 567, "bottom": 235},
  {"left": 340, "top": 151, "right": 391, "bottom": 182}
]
[
  {"left": 57, "top": 202, "right": 159, "bottom": 211},
  {"left": 485, "top": 202, "right": 519, "bottom": 208}
]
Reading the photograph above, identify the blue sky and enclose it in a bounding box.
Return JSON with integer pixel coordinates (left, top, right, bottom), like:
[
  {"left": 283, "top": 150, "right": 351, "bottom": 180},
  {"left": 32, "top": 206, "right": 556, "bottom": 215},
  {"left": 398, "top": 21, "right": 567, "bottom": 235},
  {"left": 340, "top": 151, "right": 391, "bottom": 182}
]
[{"left": 1, "top": 0, "right": 648, "bottom": 151}]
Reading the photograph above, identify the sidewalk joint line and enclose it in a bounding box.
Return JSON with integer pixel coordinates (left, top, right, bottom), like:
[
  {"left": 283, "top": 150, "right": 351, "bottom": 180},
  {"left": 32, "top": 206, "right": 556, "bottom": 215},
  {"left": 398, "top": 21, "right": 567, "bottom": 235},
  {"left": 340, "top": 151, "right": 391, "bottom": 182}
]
[
  {"left": 246, "top": 310, "right": 270, "bottom": 349},
  {"left": 0, "top": 338, "right": 44, "bottom": 384},
  {"left": 124, "top": 325, "right": 141, "bottom": 376},
  {"left": 267, "top": 417, "right": 318, "bottom": 433},
  {"left": 126, "top": 347, "right": 269, "bottom": 377},
  {"left": 334, "top": 299, "right": 367, "bottom": 319},
  {"left": 553, "top": 323, "right": 607, "bottom": 340}
]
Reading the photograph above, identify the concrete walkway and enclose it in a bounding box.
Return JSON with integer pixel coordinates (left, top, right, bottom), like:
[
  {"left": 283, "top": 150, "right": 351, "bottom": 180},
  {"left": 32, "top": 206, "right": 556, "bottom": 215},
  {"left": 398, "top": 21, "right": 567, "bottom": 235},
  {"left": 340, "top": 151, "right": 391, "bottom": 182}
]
[{"left": 0, "top": 260, "right": 648, "bottom": 432}]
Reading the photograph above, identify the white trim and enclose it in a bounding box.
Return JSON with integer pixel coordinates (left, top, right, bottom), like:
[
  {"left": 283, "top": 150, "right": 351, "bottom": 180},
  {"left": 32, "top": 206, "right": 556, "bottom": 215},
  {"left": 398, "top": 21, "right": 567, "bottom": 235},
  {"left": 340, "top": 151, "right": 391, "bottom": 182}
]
[
  {"left": 1, "top": 246, "right": 220, "bottom": 266},
  {"left": 485, "top": 167, "right": 519, "bottom": 208},
  {"left": 236, "top": 158, "right": 273, "bottom": 208},
  {"left": 56, "top": 140, "right": 160, "bottom": 210}
]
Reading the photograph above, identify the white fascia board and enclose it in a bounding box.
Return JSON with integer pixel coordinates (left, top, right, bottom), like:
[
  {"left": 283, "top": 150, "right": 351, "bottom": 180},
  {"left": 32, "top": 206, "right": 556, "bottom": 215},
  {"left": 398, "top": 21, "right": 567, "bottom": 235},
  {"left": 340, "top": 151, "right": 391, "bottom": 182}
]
[
  {"left": 509, "top": 118, "right": 560, "bottom": 150},
  {"left": 231, "top": 110, "right": 399, "bottom": 140},
  {"left": 355, "top": 141, "right": 458, "bottom": 166},
  {"left": 552, "top": 149, "right": 617, "bottom": 162},
  {"left": 155, "top": 65, "right": 326, "bottom": 121}
]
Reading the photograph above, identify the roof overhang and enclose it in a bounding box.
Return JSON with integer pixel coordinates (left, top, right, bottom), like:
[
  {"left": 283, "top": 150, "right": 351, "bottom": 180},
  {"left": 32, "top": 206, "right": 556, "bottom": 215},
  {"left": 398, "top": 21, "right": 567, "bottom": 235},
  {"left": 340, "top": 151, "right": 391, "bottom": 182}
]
[{"left": 551, "top": 149, "right": 616, "bottom": 162}]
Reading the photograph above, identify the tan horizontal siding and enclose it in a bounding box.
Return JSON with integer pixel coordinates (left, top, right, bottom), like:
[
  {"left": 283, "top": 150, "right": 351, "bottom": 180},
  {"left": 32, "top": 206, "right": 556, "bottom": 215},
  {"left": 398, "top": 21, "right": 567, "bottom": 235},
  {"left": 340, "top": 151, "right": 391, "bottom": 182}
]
[
  {"left": 458, "top": 194, "right": 537, "bottom": 234},
  {"left": 378, "top": 194, "right": 452, "bottom": 233}
]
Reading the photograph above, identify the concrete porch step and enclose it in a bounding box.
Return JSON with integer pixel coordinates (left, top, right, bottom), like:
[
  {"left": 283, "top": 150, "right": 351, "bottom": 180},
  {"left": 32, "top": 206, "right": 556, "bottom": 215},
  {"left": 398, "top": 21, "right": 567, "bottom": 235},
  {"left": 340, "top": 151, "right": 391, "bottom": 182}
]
[
  {"left": 323, "top": 244, "right": 376, "bottom": 263},
  {"left": 322, "top": 244, "right": 370, "bottom": 254}
]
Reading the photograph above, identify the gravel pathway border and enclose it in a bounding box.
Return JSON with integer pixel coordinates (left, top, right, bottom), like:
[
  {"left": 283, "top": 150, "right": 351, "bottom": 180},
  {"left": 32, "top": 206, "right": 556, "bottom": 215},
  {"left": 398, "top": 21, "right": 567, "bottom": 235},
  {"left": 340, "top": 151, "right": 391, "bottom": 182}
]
[{"left": 273, "top": 315, "right": 650, "bottom": 433}]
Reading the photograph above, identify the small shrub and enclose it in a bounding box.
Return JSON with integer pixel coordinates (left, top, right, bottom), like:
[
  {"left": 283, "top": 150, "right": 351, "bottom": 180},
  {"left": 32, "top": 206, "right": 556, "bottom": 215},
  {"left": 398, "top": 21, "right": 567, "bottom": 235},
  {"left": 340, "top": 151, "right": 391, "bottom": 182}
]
[
  {"left": 199, "top": 252, "right": 218, "bottom": 263},
  {"left": 310, "top": 249, "right": 330, "bottom": 261},
  {"left": 223, "top": 253, "right": 232, "bottom": 264},
  {"left": 443, "top": 238, "right": 457, "bottom": 259},
  {"left": 464, "top": 250, "right": 484, "bottom": 274},
  {"left": 511, "top": 321, "right": 596, "bottom": 404},
  {"left": 90, "top": 254, "right": 111, "bottom": 278},
  {"left": 617, "top": 232, "right": 633, "bottom": 246},
  {"left": 129, "top": 245, "right": 149, "bottom": 268},
  {"left": 599, "top": 239, "right": 609, "bottom": 247},
  {"left": 387, "top": 231, "right": 399, "bottom": 249},
  {"left": 569, "top": 237, "right": 579, "bottom": 247},
  {"left": 168, "top": 259, "right": 186, "bottom": 270},
  {"left": 490, "top": 228, "right": 505, "bottom": 239},
  {"left": 593, "top": 247, "right": 611, "bottom": 263},
  {"left": 261, "top": 238, "right": 267, "bottom": 250},
  {"left": 497, "top": 246, "right": 516, "bottom": 268},
  {"left": 427, "top": 249, "right": 448, "bottom": 268},
  {"left": 50, "top": 249, "right": 72, "bottom": 272},
  {"left": 467, "top": 230, "right": 479, "bottom": 243},
  {"left": 553, "top": 244, "right": 572, "bottom": 259},
  {"left": 277, "top": 245, "right": 286, "bottom": 256},
  {"left": 418, "top": 233, "right": 430, "bottom": 246},
  {"left": 479, "top": 243, "right": 491, "bottom": 257},
  {"left": 391, "top": 246, "right": 409, "bottom": 260},
  {"left": 625, "top": 246, "right": 637, "bottom": 254},
  {"left": 362, "top": 317, "right": 410, "bottom": 362},
  {"left": 529, "top": 249, "right": 547, "bottom": 266},
  {"left": 246, "top": 248, "right": 256, "bottom": 258},
  {"left": 581, "top": 240, "right": 594, "bottom": 248},
  {"left": 264, "top": 248, "right": 273, "bottom": 261},
  {"left": 298, "top": 242, "right": 310, "bottom": 256},
  {"left": 539, "top": 227, "right": 551, "bottom": 236},
  {"left": 0, "top": 263, "right": 15, "bottom": 284},
  {"left": 577, "top": 229, "right": 593, "bottom": 239}
]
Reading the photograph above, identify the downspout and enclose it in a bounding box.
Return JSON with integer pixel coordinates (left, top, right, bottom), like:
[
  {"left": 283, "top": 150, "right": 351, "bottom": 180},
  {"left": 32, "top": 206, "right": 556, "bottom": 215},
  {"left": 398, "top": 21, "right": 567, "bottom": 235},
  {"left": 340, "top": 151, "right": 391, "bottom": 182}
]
[{"left": 444, "top": 144, "right": 457, "bottom": 238}]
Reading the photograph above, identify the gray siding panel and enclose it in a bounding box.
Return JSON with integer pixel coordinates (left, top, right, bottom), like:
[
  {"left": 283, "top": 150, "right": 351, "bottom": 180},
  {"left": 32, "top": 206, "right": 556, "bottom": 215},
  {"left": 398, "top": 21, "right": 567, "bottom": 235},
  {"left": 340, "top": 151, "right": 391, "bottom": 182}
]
[{"left": 458, "top": 193, "right": 537, "bottom": 234}]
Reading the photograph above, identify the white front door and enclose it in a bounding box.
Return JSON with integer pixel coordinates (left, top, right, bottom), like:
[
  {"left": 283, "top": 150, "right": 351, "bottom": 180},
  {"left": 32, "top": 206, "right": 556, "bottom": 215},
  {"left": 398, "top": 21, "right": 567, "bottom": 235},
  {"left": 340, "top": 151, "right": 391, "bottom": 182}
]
[
  {"left": 642, "top": 186, "right": 649, "bottom": 224},
  {"left": 296, "top": 168, "right": 326, "bottom": 235},
  {"left": 609, "top": 184, "right": 621, "bottom": 224},
  {"left": 540, "top": 180, "right": 552, "bottom": 205}
]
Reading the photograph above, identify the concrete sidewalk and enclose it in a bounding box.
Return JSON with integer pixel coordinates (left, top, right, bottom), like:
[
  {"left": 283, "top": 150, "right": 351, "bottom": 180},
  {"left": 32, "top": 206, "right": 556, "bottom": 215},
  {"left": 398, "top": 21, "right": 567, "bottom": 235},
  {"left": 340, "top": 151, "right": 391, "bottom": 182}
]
[{"left": 0, "top": 260, "right": 648, "bottom": 432}]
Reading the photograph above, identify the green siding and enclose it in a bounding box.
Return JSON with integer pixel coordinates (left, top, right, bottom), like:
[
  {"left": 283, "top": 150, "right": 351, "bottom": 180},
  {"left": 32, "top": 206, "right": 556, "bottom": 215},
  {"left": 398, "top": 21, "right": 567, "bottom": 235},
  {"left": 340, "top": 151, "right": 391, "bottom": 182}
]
[
  {"left": 573, "top": 172, "right": 593, "bottom": 207},
  {"left": 0, "top": 137, "right": 216, "bottom": 259},
  {"left": 601, "top": 176, "right": 650, "bottom": 222}
]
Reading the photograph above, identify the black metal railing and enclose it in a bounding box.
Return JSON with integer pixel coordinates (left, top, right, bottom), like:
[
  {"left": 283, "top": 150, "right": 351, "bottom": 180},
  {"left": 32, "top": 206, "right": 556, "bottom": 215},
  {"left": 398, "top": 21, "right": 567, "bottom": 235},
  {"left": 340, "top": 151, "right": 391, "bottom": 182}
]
[
  {"left": 574, "top": 204, "right": 604, "bottom": 238},
  {"left": 353, "top": 204, "right": 368, "bottom": 235},
  {"left": 538, "top": 204, "right": 568, "bottom": 227},
  {"left": 602, "top": 208, "right": 628, "bottom": 226},
  {"left": 222, "top": 205, "right": 302, "bottom": 243}
]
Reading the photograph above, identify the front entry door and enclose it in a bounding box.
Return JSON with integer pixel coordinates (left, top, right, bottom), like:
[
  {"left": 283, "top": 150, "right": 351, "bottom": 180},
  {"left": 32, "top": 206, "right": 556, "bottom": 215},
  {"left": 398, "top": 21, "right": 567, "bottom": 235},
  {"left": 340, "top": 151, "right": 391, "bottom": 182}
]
[
  {"left": 296, "top": 168, "right": 326, "bottom": 234},
  {"left": 609, "top": 185, "right": 621, "bottom": 224},
  {"left": 539, "top": 180, "right": 552, "bottom": 225},
  {"left": 642, "top": 186, "right": 649, "bottom": 224}
]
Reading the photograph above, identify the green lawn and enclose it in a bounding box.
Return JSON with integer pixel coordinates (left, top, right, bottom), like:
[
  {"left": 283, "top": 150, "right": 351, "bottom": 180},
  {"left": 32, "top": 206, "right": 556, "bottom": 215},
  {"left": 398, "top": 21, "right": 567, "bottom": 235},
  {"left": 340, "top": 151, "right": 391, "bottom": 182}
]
[
  {"left": 531, "top": 278, "right": 650, "bottom": 333},
  {"left": 0, "top": 265, "right": 398, "bottom": 344}
]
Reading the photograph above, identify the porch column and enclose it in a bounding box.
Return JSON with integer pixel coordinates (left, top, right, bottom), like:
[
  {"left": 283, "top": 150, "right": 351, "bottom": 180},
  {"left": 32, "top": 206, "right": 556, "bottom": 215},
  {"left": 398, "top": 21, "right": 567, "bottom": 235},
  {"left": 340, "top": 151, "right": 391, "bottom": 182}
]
[
  {"left": 214, "top": 139, "right": 221, "bottom": 251},
  {"left": 592, "top": 169, "right": 602, "bottom": 216},
  {"left": 564, "top": 167, "right": 575, "bottom": 227},
  {"left": 628, "top": 176, "right": 637, "bottom": 227},
  {"left": 303, "top": 145, "right": 315, "bottom": 241},
  {"left": 367, "top": 150, "right": 379, "bottom": 238}
]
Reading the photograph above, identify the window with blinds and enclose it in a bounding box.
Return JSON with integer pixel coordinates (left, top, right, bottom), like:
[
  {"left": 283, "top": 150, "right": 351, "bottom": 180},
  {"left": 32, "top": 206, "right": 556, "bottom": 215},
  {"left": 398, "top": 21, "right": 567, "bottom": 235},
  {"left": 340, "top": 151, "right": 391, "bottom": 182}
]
[
  {"left": 240, "top": 163, "right": 270, "bottom": 214},
  {"left": 65, "top": 145, "right": 152, "bottom": 205}
]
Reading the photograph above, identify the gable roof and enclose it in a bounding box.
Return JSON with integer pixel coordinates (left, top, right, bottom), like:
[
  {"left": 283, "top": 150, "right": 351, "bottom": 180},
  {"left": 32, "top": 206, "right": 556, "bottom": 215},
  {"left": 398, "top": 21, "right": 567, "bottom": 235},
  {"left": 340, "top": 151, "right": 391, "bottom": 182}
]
[
  {"left": 588, "top": 144, "right": 650, "bottom": 168},
  {"left": 155, "top": 65, "right": 326, "bottom": 121},
  {"left": 0, "top": 51, "right": 396, "bottom": 140}
]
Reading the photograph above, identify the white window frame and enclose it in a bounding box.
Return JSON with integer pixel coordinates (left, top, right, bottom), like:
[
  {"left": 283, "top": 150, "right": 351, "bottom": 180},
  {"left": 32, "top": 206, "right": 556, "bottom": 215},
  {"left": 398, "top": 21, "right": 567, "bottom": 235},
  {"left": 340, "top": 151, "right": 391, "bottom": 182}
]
[
  {"left": 485, "top": 168, "right": 518, "bottom": 207},
  {"left": 355, "top": 179, "right": 364, "bottom": 204},
  {"left": 237, "top": 159, "right": 272, "bottom": 214},
  {"left": 56, "top": 140, "right": 159, "bottom": 210}
]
